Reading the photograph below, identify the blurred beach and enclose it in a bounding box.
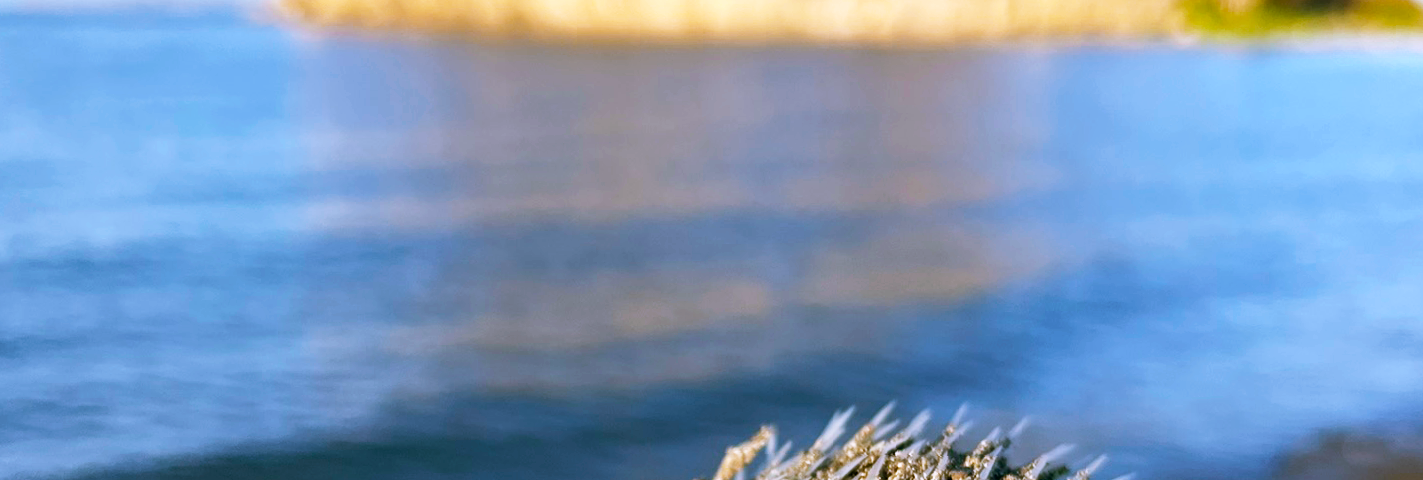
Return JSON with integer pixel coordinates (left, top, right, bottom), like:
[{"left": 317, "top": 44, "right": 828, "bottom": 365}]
[
  {"left": 3, "top": 8, "right": 1423, "bottom": 480},
  {"left": 272, "top": 0, "right": 1182, "bottom": 43}
]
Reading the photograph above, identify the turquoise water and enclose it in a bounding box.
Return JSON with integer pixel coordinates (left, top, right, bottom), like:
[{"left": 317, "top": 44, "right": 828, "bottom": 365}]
[{"left": 4, "top": 13, "right": 1423, "bottom": 480}]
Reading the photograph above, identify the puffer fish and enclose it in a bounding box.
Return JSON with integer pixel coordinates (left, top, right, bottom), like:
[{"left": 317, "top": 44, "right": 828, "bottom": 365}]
[{"left": 695, "top": 403, "right": 1133, "bottom": 480}]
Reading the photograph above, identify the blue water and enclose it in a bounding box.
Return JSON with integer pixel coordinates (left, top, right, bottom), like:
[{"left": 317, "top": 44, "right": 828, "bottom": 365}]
[{"left": 4, "top": 13, "right": 1423, "bottom": 480}]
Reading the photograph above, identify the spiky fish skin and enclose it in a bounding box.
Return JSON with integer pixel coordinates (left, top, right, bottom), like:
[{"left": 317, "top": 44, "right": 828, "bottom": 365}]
[
  {"left": 714, "top": 426, "right": 776, "bottom": 480},
  {"left": 701, "top": 405, "right": 1125, "bottom": 480}
]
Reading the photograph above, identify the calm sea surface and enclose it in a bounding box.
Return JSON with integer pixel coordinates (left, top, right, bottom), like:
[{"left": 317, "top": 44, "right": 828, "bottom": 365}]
[{"left": 3, "top": 13, "right": 1423, "bottom": 480}]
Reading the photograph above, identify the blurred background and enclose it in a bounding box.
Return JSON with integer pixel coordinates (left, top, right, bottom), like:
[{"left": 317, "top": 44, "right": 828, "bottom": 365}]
[{"left": 3, "top": 1, "right": 1423, "bottom": 479}]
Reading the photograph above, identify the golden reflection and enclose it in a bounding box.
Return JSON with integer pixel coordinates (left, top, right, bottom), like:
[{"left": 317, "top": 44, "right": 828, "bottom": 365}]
[
  {"left": 296, "top": 42, "right": 1060, "bottom": 391},
  {"left": 798, "top": 225, "right": 1051, "bottom": 307},
  {"left": 389, "top": 273, "right": 773, "bottom": 351}
]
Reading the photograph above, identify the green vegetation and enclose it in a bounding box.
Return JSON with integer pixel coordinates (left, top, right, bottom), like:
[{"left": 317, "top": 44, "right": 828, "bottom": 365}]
[{"left": 1181, "top": 0, "right": 1423, "bottom": 37}]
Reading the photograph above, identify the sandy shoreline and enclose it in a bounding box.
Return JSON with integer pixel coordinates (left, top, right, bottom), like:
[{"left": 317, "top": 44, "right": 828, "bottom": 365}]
[
  {"left": 270, "top": 0, "right": 1184, "bottom": 43},
  {"left": 258, "top": 0, "right": 1423, "bottom": 51}
]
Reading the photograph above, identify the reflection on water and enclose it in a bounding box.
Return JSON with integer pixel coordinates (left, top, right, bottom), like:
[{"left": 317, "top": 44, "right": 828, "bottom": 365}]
[
  {"left": 4, "top": 18, "right": 1423, "bottom": 480},
  {"left": 293, "top": 40, "right": 1058, "bottom": 392},
  {"left": 1275, "top": 429, "right": 1423, "bottom": 480}
]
